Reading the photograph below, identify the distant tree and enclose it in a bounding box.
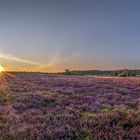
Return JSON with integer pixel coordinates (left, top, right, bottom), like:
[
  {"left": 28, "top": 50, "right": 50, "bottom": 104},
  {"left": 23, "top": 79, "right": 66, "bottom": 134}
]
[
  {"left": 129, "top": 71, "right": 136, "bottom": 77},
  {"left": 65, "top": 69, "right": 71, "bottom": 75},
  {"left": 120, "top": 69, "right": 129, "bottom": 77},
  {"left": 113, "top": 71, "right": 119, "bottom": 76},
  {"left": 63, "top": 69, "right": 139, "bottom": 76}
]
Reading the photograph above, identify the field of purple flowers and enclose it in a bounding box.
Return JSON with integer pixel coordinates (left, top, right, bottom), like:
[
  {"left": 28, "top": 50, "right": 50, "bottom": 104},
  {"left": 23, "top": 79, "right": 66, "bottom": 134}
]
[{"left": 0, "top": 73, "right": 140, "bottom": 140}]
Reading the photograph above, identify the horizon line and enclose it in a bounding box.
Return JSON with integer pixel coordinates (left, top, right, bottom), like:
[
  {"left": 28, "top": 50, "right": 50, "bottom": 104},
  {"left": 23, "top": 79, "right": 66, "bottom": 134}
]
[{"left": 4, "top": 68, "right": 140, "bottom": 73}]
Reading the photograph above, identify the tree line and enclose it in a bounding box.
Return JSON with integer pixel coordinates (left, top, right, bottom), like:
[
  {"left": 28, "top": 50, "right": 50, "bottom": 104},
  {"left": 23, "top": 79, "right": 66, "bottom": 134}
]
[{"left": 63, "top": 69, "right": 140, "bottom": 77}]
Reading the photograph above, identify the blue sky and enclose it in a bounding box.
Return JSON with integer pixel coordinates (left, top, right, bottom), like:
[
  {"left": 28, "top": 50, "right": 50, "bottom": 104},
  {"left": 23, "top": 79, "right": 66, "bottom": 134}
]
[{"left": 0, "top": 0, "right": 140, "bottom": 72}]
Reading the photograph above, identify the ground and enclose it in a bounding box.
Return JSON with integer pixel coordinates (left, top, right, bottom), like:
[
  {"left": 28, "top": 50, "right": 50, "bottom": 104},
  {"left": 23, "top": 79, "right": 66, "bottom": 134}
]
[{"left": 0, "top": 73, "right": 140, "bottom": 140}]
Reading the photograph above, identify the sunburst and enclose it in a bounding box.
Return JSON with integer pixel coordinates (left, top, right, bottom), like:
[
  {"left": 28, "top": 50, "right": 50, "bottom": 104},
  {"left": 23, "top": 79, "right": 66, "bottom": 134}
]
[
  {"left": 0, "top": 65, "right": 4, "bottom": 73},
  {"left": 0, "top": 65, "right": 11, "bottom": 92}
]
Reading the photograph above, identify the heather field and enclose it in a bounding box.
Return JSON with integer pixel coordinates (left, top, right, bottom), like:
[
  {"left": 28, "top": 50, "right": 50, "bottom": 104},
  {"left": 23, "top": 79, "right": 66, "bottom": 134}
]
[{"left": 0, "top": 73, "right": 140, "bottom": 140}]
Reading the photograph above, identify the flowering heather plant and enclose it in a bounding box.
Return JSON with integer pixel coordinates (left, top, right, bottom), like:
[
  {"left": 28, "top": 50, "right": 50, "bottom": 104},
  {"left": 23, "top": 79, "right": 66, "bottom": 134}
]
[{"left": 0, "top": 74, "right": 140, "bottom": 139}]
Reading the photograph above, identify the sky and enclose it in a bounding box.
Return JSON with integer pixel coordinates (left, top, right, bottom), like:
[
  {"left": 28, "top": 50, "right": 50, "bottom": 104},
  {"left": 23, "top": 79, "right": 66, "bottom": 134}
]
[{"left": 0, "top": 0, "right": 140, "bottom": 72}]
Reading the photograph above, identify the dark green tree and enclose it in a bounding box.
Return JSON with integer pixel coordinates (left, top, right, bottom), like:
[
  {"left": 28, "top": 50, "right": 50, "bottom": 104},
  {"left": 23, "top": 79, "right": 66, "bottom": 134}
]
[{"left": 121, "top": 69, "right": 129, "bottom": 77}]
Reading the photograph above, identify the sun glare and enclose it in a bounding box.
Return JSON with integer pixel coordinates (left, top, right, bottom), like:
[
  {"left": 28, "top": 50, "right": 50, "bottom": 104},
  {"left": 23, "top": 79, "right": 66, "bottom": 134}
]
[{"left": 0, "top": 65, "right": 4, "bottom": 73}]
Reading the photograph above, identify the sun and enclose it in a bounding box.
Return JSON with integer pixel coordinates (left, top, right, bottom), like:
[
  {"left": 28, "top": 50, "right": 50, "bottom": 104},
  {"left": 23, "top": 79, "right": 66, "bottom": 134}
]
[{"left": 0, "top": 65, "right": 4, "bottom": 73}]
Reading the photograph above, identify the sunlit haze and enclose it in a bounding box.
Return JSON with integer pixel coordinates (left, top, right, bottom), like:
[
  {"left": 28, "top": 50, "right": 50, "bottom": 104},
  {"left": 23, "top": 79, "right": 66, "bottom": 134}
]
[{"left": 0, "top": 65, "right": 4, "bottom": 73}]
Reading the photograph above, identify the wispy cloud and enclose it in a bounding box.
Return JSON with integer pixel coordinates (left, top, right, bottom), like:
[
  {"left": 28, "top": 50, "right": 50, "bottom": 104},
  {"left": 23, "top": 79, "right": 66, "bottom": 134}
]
[
  {"left": 34, "top": 53, "right": 59, "bottom": 71},
  {"left": 0, "top": 52, "right": 60, "bottom": 72},
  {"left": 0, "top": 53, "right": 40, "bottom": 65}
]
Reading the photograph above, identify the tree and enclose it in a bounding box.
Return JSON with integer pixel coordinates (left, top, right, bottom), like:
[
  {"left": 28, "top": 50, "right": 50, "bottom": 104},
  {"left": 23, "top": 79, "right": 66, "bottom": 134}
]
[
  {"left": 65, "top": 69, "right": 71, "bottom": 75},
  {"left": 121, "top": 69, "right": 129, "bottom": 77}
]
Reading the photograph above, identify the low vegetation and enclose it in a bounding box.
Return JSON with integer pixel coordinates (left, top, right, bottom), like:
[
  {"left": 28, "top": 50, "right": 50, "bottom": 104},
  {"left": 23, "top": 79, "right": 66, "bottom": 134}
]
[{"left": 0, "top": 73, "right": 140, "bottom": 139}]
